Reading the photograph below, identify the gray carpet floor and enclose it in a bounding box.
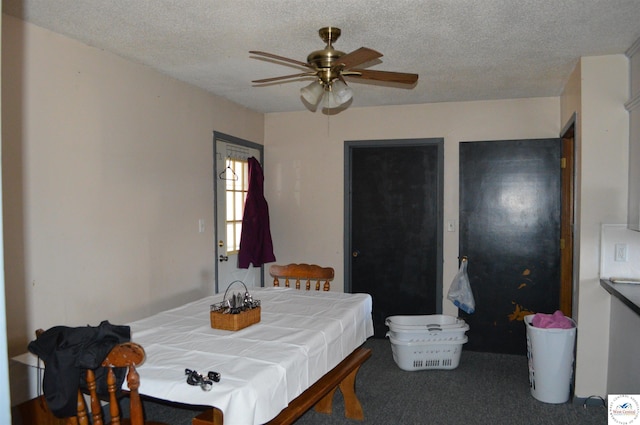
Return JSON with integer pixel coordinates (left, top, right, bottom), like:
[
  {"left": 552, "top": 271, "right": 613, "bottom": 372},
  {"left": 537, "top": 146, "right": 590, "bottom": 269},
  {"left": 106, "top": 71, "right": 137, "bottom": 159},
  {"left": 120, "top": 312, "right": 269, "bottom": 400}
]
[{"left": 141, "top": 338, "right": 607, "bottom": 425}]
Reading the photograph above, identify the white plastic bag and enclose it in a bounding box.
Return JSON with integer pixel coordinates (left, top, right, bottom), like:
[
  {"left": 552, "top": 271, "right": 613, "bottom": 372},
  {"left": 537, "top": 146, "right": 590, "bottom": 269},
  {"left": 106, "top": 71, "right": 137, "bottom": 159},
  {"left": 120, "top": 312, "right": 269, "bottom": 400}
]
[{"left": 447, "top": 258, "right": 475, "bottom": 314}]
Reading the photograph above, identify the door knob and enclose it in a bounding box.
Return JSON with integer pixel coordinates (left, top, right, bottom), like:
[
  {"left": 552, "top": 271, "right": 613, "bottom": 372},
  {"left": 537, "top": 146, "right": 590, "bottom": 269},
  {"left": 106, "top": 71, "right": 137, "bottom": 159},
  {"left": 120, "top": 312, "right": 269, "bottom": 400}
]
[
  {"left": 352, "top": 250, "right": 360, "bottom": 258},
  {"left": 219, "top": 255, "right": 229, "bottom": 262}
]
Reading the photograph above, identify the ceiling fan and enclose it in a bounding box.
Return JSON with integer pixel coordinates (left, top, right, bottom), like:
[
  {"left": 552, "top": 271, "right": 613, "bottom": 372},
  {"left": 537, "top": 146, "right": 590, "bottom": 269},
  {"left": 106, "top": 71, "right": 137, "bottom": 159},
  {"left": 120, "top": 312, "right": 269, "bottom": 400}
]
[{"left": 250, "top": 27, "right": 419, "bottom": 109}]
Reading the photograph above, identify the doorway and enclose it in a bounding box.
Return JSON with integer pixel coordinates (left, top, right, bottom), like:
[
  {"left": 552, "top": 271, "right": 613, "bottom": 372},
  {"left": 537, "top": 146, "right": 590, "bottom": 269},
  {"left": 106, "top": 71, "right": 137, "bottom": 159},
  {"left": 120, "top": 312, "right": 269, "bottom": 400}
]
[
  {"left": 213, "top": 132, "right": 264, "bottom": 293},
  {"left": 459, "top": 138, "right": 562, "bottom": 355},
  {"left": 345, "top": 139, "right": 443, "bottom": 338}
]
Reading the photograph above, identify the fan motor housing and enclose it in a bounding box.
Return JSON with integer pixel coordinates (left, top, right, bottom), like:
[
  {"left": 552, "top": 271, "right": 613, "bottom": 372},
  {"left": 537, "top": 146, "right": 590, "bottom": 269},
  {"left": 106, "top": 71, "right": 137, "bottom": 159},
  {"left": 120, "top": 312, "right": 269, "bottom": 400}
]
[{"left": 307, "top": 48, "right": 345, "bottom": 69}]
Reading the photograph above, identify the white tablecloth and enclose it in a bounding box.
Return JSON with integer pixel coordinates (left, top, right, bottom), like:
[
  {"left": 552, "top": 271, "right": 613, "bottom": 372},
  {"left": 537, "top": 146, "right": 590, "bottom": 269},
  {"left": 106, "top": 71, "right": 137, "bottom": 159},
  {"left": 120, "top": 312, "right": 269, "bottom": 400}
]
[{"left": 128, "top": 287, "right": 373, "bottom": 425}]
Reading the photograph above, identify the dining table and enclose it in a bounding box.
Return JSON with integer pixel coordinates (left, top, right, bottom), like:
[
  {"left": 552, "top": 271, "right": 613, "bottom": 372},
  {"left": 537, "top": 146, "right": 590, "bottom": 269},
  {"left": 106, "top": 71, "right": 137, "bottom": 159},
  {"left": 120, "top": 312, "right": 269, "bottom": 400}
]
[{"left": 126, "top": 286, "right": 374, "bottom": 425}]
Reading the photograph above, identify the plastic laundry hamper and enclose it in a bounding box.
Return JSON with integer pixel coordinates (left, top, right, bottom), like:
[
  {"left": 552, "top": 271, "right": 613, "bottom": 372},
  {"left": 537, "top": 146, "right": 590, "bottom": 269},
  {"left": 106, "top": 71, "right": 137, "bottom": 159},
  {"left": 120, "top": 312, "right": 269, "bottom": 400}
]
[
  {"left": 524, "top": 314, "right": 576, "bottom": 403},
  {"left": 385, "top": 315, "right": 469, "bottom": 370},
  {"left": 387, "top": 334, "right": 468, "bottom": 371},
  {"left": 386, "top": 314, "right": 466, "bottom": 330},
  {"left": 386, "top": 324, "right": 469, "bottom": 343}
]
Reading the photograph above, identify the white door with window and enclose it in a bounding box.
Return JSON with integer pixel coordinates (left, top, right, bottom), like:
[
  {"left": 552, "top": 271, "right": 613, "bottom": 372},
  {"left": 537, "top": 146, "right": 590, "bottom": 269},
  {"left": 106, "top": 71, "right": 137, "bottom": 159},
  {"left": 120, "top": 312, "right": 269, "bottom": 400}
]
[{"left": 215, "top": 137, "right": 262, "bottom": 292}]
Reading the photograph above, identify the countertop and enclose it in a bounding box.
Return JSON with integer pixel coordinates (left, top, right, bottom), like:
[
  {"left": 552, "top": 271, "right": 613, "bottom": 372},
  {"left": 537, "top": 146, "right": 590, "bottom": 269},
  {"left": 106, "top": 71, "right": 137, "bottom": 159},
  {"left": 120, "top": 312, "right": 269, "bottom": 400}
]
[{"left": 600, "top": 279, "right": 640, "bottom": 316}]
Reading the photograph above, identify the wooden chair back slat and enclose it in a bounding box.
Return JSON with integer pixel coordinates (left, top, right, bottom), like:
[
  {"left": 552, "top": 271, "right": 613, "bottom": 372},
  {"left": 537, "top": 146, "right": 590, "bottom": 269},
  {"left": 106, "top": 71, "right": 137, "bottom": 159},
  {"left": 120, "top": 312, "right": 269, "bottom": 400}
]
[
  {"left": 86, "top": 368, "right": 102, "bottom": 425},
  {"left": 269, "top": 263, "right": 334, "bottom": 291}
]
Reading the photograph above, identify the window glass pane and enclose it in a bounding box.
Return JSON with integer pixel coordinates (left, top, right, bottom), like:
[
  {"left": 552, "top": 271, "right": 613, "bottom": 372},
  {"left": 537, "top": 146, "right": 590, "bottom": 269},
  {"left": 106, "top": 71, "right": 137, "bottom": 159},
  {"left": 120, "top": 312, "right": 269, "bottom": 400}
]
[
  {"left": 226, "top": 192, "right": 234, "bottom": 218},
  {"left": 223, "top": 157, "right": 250, "bottom": 253},
  {"left": 224, "top": 163, "right": 236, "bottom": 190},
  {"left": 229, "top": 169, "right": 237, "bottom": 190},
  {"left": 235, "top": 192, "right": 245, "bottom": 220},
  {"left": 235, "top": 222, "right": 242, "bottom": 248},
  {"left": 226, "top": 223, "right": 235, "bottom": 252}
]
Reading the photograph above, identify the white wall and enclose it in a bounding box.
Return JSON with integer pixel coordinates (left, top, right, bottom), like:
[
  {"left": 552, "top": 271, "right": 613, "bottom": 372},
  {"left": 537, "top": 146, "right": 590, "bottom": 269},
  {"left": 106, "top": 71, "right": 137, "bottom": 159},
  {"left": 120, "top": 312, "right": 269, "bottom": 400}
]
[
  {"left": 264, "top": 98, "right": 560, "bottom": 313},
  {"left": 2, "top": 14, "right": 263, "bottom": 404},
  {"left": 0, "top": 9, "right": 14, "bottom": 425},
  {"left": 561, "top": 55, "right": 630, "bottom": 398},
  {"left": 600, "top": 224, "right": 640, "bottom": 279}
]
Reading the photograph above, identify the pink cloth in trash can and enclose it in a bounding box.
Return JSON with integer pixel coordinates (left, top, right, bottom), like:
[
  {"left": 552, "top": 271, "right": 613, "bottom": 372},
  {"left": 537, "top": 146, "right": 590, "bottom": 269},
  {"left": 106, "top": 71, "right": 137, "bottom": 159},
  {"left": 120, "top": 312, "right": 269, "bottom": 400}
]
[{"left": 531, "top": 310, "right": 574, "bottom": 329}]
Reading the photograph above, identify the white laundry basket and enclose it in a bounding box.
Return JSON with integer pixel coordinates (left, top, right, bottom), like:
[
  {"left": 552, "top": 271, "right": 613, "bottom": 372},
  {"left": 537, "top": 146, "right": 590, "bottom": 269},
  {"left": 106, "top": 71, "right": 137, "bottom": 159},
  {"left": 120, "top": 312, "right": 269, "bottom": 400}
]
[
  {"left": 524, "top": 314, "right": 576, "bottom": 403},
  {"left": 386, "top": 314, "right": 466, "bottom": 329},
  {"left": 385, "top": 315, "right": 469, "bottom": 370},
  {"left": 387, "top": 334, "right": 467, "bottom": 371}
]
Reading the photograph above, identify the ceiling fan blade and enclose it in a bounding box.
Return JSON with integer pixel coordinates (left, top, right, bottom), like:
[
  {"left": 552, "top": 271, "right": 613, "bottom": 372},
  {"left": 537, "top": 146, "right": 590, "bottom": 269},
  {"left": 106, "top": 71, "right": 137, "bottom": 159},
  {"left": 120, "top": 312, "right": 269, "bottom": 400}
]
[
  {"left": 348, "top": 69, "right": 419, "bottom": 85},
  {"left": 336, "top": 47, "right": 383, "bottom": 70},
  {"left": 249, "top": 51, "right": 312, "bottom": 69},
  {"left": 252, "top": 72, "right": 316, "bottom": 84}
]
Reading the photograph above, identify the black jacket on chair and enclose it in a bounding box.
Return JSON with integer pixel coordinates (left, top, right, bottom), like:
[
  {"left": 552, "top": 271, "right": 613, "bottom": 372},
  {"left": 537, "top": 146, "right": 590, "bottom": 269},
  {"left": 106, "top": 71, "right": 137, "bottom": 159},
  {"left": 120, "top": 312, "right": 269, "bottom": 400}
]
[{"left": 28, "top": 320, "right": 130, "bottom": 418}]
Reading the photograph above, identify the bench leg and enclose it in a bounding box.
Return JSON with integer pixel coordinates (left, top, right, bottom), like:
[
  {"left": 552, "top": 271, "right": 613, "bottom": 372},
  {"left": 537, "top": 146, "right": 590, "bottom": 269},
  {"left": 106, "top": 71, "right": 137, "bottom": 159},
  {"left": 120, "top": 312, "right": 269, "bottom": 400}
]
[
  {"left": 339, "top": 362, "right": 365, "bottom": 420},
  {"left": 313, "top": 361, "right": 365, "bottom": 420},
  {"left": 313, "top": 386, "right": 338, "bottom": 414},
  {"left": 192, "top": 407, "right": 223, "bottom": 425}
]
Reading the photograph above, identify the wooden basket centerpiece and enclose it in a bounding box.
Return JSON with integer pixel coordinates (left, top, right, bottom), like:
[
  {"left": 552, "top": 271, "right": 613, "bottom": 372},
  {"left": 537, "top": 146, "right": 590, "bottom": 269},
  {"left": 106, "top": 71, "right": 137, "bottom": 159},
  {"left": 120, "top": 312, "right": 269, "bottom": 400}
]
[{"left": 210, "top": 280, "right": 261, "bottom": 331}]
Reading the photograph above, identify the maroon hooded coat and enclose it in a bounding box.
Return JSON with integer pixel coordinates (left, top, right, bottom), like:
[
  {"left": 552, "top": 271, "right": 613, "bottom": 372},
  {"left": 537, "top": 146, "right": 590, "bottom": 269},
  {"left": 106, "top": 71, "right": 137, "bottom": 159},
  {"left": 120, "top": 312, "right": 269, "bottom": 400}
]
[{"left": 238, "top": 157, "right": 276, "bottom": 268}]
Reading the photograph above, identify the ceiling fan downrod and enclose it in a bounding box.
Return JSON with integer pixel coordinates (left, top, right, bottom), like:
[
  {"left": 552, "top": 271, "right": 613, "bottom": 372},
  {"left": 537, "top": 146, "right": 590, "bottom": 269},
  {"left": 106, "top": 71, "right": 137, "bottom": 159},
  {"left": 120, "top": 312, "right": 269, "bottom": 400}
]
[{"left": 306, "top": 27, "right": 346, "bottom": 85}]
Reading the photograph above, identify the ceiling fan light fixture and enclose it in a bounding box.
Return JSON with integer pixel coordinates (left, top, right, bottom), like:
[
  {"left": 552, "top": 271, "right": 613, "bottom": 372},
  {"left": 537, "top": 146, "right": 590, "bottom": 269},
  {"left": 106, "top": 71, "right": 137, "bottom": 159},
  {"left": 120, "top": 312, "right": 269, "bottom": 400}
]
[
  {"left": 300, "top": 81, "right": 324, "bottom": 105},
  {"left": 324, "top": 90, "right": 341, "bottom": 109},
  {"left": 331, "top": 79, "right": 353, "bottom": 105}
]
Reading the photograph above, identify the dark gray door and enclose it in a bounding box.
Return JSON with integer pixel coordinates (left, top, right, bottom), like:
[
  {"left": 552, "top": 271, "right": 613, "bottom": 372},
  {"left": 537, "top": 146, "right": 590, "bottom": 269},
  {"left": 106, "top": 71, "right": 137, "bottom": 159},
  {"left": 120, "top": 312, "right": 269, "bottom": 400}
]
[
  {"left": 459, "top": 139, "right": 561, "bottom": 355},
  {"left": 346, "top": 140, "right": 443, "bottom": 338}
]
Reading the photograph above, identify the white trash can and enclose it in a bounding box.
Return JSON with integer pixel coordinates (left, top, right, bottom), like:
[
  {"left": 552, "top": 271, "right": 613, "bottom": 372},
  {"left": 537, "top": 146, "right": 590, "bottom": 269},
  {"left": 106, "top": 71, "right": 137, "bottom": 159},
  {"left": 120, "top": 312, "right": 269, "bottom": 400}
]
[{"left": 524, "top": 314, "right": 576, "bottom": 404}]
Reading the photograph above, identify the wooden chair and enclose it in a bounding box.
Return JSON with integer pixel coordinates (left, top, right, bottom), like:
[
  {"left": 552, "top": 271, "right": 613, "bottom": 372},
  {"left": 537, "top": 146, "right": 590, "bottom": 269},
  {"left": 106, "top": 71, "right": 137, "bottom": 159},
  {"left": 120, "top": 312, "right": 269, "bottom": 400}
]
[
  {"left": 34, "top": 330, "right": 165, "bottom": 425},
  {"left": 70, "top": 341, "right": 167, "bottom": 425},
  {"left": 269, "top": 263, "right": 334, "bottom": 291}
]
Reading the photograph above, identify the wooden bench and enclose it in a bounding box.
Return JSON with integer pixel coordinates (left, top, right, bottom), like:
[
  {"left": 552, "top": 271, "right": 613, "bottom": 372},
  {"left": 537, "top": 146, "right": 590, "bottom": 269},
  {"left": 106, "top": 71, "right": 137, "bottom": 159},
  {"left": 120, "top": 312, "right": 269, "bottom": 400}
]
[{"left": 192, "top": 346, "right": 372, "bottom": 425}]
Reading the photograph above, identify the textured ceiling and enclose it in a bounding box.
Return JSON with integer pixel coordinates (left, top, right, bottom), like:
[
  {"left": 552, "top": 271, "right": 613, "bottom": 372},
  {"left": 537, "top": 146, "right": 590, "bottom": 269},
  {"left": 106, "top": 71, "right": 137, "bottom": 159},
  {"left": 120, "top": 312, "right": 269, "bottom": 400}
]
[{"left": 4, "top": 1, "right": 640, "bottom": 113}]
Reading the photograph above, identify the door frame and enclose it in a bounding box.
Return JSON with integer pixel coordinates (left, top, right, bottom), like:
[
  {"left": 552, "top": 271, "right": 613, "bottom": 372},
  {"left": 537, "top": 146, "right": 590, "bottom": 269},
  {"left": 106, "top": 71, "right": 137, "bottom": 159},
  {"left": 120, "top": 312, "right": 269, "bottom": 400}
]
[
  {"left": 560, "top": 115, "right": 577, "bottom": 317},
  {"left": 343, "top": 138, "right": 444, "bottom": 307},
  {"left": 213, "top": 131, "right": 265, "bottom": 293}
]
